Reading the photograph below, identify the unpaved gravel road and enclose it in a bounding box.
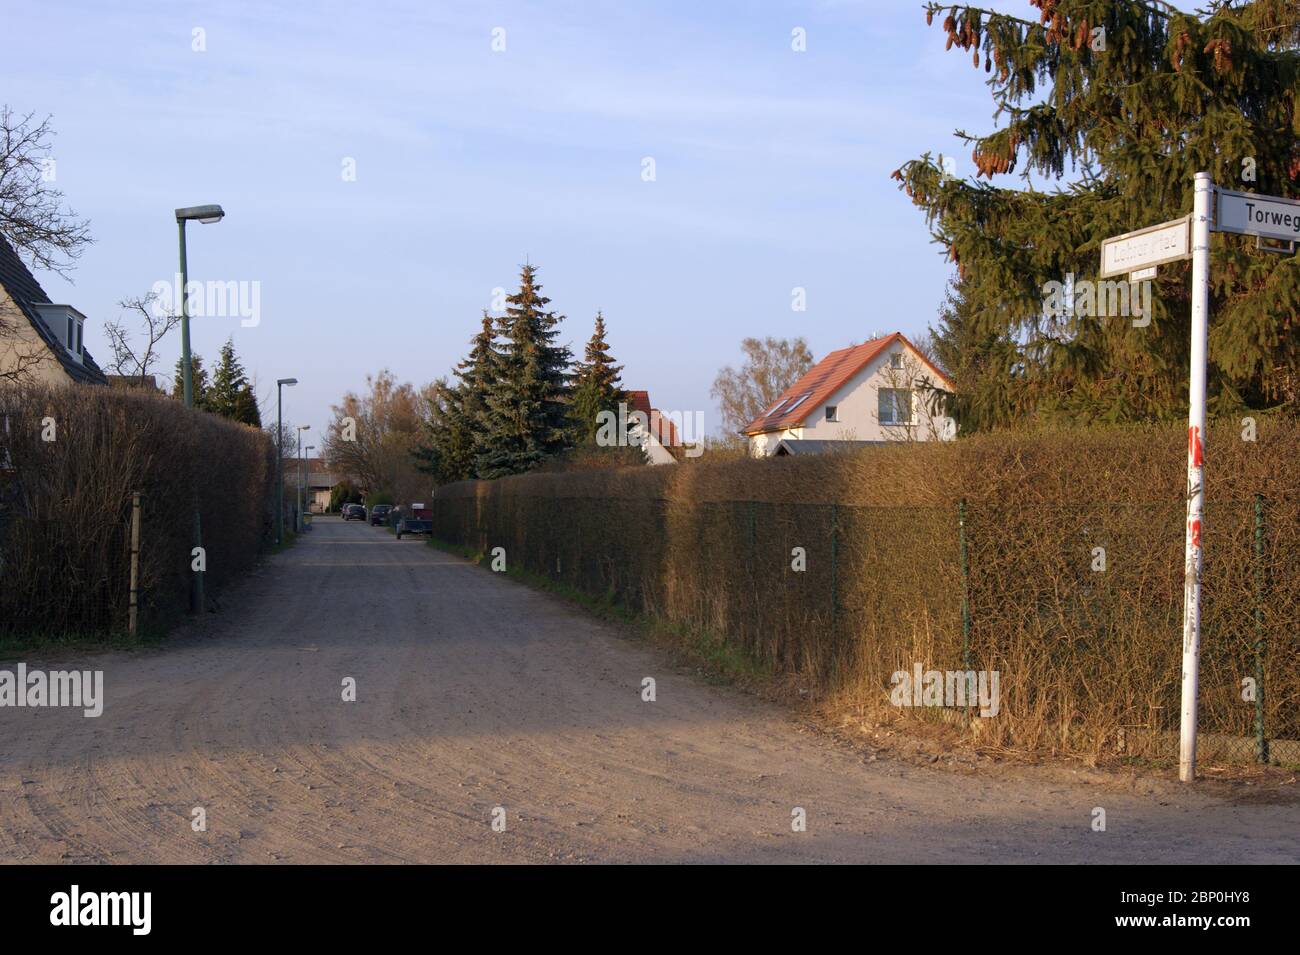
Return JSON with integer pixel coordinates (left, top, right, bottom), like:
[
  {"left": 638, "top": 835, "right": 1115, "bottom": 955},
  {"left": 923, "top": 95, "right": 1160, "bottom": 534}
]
[{"left": 1, "top": 517, "right": 1296, "bottom": 864}]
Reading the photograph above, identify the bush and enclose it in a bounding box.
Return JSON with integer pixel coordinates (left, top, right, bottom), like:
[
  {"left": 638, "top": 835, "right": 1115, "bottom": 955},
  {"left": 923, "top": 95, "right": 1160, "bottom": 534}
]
[{"left": 0, "top": 384, "right": 275, "bottom": 639}]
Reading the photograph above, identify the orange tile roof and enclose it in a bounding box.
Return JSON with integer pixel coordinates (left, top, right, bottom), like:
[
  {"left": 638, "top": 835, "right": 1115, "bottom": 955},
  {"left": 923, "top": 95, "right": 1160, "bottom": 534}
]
[
  {"left": 625, "top": 390, "right": 680, "bottom": 447},
  {"left": 741, "top": 333, "right": 952, "bottom": 435},
  {"left": 626, "top": 390, "right": 652, "bottom": 417}
]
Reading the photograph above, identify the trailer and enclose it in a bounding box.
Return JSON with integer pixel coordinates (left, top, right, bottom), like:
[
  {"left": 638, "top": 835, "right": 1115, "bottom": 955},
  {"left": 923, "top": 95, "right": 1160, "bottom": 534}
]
[{"left": 395, "top": 503, "right": 432, "bottom": 540}]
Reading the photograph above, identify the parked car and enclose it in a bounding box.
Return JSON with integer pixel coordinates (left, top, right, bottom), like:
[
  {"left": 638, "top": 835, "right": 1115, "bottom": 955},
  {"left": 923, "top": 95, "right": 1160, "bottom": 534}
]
[
  {"left": 369, "top": 504, "right": 393, "bottom": 526},
  {"left": 342, "top": 503, "right": 366, "bottom": 521}
]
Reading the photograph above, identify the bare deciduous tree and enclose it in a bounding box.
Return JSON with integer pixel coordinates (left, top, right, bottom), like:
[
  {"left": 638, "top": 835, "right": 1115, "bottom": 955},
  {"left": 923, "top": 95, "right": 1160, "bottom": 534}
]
[
  {"left": 0, "top": 107, "right": 92, "bottom": 276},
  {"left": 710, "top": 337, "right": 814, "bottom": 435},
  {"left": 103, "top": 292, "right": 178, "bottom": 382},
  {"left": 324, "top": 370, "right": 432, "bottom": 501}
]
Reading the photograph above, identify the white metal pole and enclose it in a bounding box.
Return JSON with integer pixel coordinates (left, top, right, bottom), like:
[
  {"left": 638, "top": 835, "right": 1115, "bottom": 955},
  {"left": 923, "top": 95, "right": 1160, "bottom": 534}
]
[{"left": 1180, "top": 171, "right": 1213, "bottom": 783}]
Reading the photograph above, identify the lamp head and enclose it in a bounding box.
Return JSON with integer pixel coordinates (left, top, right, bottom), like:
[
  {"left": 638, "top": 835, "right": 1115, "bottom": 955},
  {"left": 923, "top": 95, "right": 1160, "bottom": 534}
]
[{"left": 176, "top": 204, "right": 225, "bottom": 224}]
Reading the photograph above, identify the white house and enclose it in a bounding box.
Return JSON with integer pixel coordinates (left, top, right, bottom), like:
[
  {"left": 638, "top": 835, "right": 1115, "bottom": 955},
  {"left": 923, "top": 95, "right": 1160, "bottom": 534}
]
[
  {"left": 625, "top": 390, "right": 680, "bottom": 466},
  {"left": 742, "top": 333, "right": 954, "bottom": 457}
]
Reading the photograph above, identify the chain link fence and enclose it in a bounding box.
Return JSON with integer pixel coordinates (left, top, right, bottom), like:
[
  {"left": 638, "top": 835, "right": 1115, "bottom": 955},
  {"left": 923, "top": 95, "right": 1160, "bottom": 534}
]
[{"left": 432, "top": 490, "right": 1298, "bottom": 765}]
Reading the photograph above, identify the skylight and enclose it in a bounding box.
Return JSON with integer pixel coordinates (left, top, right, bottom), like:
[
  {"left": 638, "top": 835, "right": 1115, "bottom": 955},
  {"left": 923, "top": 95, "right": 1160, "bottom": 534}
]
[{"left": 783, "top": 392, "right": 812, "bottom": 413}]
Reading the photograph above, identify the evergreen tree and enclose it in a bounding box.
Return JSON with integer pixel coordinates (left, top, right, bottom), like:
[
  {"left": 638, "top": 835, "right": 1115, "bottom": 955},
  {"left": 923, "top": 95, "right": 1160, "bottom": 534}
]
[
  {"left": 413, "top": 314, "right": 502, "bottom": 483},
  {"left": 569, "top": 311, "right": 626, "bottom": 442},
  {"left": 171, "top": 353, "right": 211, "bottom": 410},
  {"left": 474, "top": 264, "right": 573, "bottom": 477},
  {"left": 897, "top": 0, "right": 1300, "bottom": 428},
  {"left": 208, "top": 338, "right": 262, "bottom": 426},
  {"left": 930, "top": 278, "right": 1029, "bottom": 434}
]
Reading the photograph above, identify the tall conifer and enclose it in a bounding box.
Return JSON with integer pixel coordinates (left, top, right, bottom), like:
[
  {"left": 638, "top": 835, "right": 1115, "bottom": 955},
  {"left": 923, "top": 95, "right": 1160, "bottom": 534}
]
[
  {"left": 899, "top": 1, "right": 1300, "bottom": 427},
  {"left": 570, "top": 311, "right": 626, "bottom": 442},
  {"left": 475, "top": 264, "right": 573, "bottom": 476}
]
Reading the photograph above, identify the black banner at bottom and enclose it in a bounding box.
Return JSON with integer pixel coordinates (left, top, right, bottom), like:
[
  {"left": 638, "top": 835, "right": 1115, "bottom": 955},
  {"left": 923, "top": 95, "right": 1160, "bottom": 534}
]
[{"left": 0, "top": 864, "right": 1281, "bottom": 942}]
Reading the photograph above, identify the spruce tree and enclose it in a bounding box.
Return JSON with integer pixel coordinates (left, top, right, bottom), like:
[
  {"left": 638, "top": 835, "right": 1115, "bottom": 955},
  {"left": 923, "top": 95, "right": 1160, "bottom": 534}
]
[
  {"left": 474, "top": 264, "right": 573, "bottom": 477},
  {"left": 208, "top": 338, "right": 261, "bottom": 426},
  {"left": 414, "top": 313, "right": 500, "bottom": 483},
  {"left": 171, "top": 353, "right": 211, "bottom": 411},
  {"left": 569, "top": 311, "right": 626, "bottom": 442},
  {"left": 898, "top": 0, "right": 1300, "bottom": 428},
  {"left": 931, "top": 278, "right": 1028, "bottom": 433}
]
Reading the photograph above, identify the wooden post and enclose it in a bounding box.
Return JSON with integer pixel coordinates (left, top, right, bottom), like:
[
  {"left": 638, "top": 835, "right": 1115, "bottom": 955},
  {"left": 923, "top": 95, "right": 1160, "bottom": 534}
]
[{"left": 129, "top": 492, "right": 142, "bottom": 636}]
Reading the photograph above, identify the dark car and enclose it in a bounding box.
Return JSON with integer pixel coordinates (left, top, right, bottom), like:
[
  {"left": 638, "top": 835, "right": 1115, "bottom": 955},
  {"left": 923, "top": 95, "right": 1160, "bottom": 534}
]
[
  {"left": 342, "top": 503, "right": 366, "bottom": 521},
  {"left": 369, "top": 504, "right": 393, "bottom": 526}
]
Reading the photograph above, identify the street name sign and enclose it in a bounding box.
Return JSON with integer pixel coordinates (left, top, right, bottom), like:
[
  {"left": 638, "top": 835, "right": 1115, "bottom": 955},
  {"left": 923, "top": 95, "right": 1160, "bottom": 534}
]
[
  {"left": 1100, "top": 215, "right": 1191, "bottom": 278},
  {"left": 1215, "top": 187, "right": 1300, "bottom": 242}
]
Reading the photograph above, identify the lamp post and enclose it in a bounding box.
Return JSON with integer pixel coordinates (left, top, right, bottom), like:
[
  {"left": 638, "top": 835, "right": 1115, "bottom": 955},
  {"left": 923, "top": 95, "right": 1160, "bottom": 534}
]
[
  {"left": 303, "top": 445, "right": 315, "bottom": 525},
  {"left": 276, "top": 378, "right": 297, "bottom": 546},
  {"left": 175, "top": 203, "right": 224, "bottom": 613},
  {"left": 296, "top": 425, "right": 310, "bottom": 532}
]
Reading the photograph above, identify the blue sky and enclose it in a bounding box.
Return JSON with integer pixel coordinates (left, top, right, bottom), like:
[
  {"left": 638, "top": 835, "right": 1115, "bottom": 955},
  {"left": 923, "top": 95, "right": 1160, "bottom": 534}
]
[{"left": 4, "top": 0, "right": 1009, "bottom": 436}]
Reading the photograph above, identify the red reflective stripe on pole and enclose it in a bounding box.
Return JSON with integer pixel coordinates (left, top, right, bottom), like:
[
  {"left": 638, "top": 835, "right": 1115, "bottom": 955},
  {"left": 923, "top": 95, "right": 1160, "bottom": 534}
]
[{"left": 1180, "top": 172, "right": 1213, "bottom": 783}]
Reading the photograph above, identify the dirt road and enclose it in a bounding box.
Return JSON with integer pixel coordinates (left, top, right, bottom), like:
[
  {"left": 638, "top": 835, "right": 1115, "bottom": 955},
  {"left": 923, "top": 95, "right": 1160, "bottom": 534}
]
[{"left": 1, "top": 517, "right": 1296, "bottom": 863}]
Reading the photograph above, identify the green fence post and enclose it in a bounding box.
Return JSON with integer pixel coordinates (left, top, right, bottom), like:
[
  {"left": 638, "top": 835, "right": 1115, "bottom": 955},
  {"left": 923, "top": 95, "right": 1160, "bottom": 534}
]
[
  {"left": 830, "top": 503, "right": 839, "bottom": 627},
  {"left": 959, "top": 498, "right": 972, "bottom": 670},
  {"left": 1253, "top": 494, "right": 1269, "bottom": 764}
]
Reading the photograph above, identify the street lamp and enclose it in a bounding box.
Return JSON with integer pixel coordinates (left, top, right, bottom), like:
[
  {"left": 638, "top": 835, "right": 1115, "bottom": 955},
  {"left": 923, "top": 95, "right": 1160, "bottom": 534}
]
[
  {"left": 276, "top": 377, "right": 297, "bottom": 546},
  {"left": 175, "top": 203, "right": 224, "bottom": 614},
  {"left": 296, "top": 425, "right": 310, "bottom": 532},
  {"left": 303, "top": 445, "right": 315, "bottom": 526},
  {"left": 175, "top": 204, "right": 225, "bottom": 408}
]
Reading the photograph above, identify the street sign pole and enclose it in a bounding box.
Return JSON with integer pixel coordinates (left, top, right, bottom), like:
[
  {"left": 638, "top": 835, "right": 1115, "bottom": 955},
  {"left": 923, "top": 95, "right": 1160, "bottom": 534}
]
[{"left": 1180, "top": 172, "right": 1213, "bottom": 783}]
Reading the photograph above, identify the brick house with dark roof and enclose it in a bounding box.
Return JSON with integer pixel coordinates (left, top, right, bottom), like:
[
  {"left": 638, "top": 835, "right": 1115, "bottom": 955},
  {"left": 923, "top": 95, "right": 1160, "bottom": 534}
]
[
  {"left": 0, "top": 235, "right": 108, "bottom": 386},
  {"left": 741, "top": 332, "right": 954, "bottom": 456}
]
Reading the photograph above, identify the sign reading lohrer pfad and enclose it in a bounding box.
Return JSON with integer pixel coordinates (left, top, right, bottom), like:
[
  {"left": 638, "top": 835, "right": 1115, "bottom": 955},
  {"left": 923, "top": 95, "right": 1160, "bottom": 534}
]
[{"left": 1099, "top": 215, "right": 1191, "bottom": 278}]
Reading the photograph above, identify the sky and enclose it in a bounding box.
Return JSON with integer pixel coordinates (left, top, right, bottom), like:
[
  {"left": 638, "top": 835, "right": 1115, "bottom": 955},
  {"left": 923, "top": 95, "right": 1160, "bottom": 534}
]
[{"left": 2, "top": 0, "right": 1013, "bottom": 437}]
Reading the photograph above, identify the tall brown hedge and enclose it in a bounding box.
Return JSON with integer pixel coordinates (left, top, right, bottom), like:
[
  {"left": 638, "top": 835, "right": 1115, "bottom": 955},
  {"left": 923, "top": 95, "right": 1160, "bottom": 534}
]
[
  {"left": 0, "top": 385, "right": 275, "bottom": 638},
  {"left": 433, "top": 421, "right": 1299, "bottom": 763}
]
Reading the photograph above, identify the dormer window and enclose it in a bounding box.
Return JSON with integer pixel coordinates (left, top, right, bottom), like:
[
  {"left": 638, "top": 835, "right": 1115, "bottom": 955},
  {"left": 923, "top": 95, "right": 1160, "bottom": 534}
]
[
  {"left": 63, "top": 315, "right": 84, "bottom": 356},
  {"left": 33, "top": 304, "right": 87, "bottom": 364}
]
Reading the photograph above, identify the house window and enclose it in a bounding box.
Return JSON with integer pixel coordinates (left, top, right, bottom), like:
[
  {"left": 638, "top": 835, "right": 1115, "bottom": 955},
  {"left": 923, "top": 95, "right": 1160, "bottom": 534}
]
[
  {"left": 890, "top": 353, "right": 903, "bottom": 370},
  {"left": 75, "top": 321, "right": 83, "bottom": 355},
  {"left": 66, "top": 317, "right": 74, "bottom": 349},
  {"left": 825, "top": 405, "right": 839, "bottom": 422},
  {"left": 878, "top": 388, "right": 912, "bottom": 425}
]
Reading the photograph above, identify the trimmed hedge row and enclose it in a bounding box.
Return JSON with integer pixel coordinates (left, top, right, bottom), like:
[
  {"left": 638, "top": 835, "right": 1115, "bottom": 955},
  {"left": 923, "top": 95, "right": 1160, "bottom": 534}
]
[
  {"left": 433, "top": 422, "right": 1300, "bottom": 762},
  {"left": 0, "top": 385, "right": 276, "bottom": 639}
]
